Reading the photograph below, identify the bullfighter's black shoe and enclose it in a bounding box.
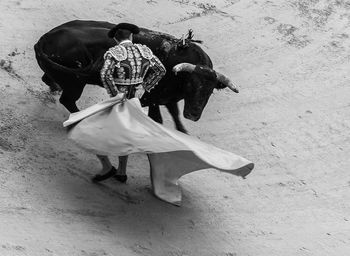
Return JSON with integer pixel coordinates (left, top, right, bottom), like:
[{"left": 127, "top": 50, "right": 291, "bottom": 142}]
[
  {"left": 92, "top": 166, "right": 117, "bottom": 183},
  {"left": 114, "top": 174, "right": 127, "bottom": 183}
]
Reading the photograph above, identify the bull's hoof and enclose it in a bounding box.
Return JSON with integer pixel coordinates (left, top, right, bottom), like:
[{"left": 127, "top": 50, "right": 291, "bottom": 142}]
[
  {"left": 177, "top": 126, "right": 188, "bottom": 134},
  {"left": 42, "top": 74, "right": 61, "bottom": 92},
  {"left": 181, "top": 129, "right": 188, "bottom": 134},
  {"left": 92, "top": 166, "right": 117, "bottom": 183},
  {"left": 115, "top": 174, "right": 128, "bottom": 183}
]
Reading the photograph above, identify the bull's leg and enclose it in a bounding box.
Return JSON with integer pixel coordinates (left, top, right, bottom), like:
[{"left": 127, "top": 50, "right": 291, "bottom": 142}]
[
  {"left": 148, "top": 104, "right": 163, "bottom": 124},
  {"left": 59, "top": 82, "right": 85, "bottom": 113},
  {"left": 165, "top": 102, "right": 188, "bottom": 134},
  {"left": 92, "top": 155, "right": 116, "bottom": 182},
  {"left": 42, "top": 73, "right": 61, "bottom": 92}
]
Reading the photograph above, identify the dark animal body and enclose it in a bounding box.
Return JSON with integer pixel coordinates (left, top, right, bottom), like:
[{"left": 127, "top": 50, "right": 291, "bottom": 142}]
[{"left": 34, "top": 20, "right": 238, "bottom": 133}]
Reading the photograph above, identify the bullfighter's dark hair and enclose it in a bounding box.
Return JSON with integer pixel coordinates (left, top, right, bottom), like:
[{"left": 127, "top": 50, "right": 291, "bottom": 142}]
[{"left": 108, "top": 23, "right": 140, "bottom": 38}]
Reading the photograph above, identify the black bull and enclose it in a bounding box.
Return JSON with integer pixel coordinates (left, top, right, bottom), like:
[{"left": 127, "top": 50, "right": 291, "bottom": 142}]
[{"left": 34, "top": 20, "right": 238, "bottom": 133}]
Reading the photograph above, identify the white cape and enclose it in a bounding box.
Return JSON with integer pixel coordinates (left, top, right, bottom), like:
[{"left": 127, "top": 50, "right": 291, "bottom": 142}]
[{"left": 63, "top": 96, "right": 254, "bottom": 205}]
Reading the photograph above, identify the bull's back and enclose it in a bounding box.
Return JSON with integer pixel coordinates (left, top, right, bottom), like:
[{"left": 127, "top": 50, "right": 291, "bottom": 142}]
[
  {"left": 35, "top": 20, "right": 212, "bottom": 91},
  {"left": 38, "top": 21, "right": 116, "bottom": 67}
]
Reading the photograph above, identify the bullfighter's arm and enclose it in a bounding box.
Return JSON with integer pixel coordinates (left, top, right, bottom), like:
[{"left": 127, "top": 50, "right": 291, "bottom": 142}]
[
  {"left": 100, "top": 53, "right": 118, "bottom": 97},
  {"left": 143, "top": 55, "right": 166, "bottom": 92}
]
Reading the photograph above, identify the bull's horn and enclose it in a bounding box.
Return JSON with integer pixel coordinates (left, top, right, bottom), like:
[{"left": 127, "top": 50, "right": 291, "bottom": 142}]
[
  {"left": 172, "top": 63, "right": 196, "bottom": 75},
  {"left": 215, "top": 71, "right": 239, "bottom": 93}
]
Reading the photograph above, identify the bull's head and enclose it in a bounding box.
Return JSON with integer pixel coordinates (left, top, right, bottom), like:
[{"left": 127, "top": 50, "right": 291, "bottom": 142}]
[{"left": 173, "top": 63, "right": 239, "bottom": 121}]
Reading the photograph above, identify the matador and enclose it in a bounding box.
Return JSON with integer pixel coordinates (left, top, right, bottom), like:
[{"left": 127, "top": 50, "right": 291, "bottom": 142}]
[{"left": 93, "top": 22, "right": 166, "bottom": 183}]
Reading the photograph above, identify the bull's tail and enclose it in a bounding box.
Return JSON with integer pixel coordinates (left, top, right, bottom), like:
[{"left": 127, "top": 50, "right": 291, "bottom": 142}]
[
  {"left": 34, "top": 36, "right": 95, "bottom": 81},
  {"left": 34, "top": 40, "right": 61, "bottom": 92}
]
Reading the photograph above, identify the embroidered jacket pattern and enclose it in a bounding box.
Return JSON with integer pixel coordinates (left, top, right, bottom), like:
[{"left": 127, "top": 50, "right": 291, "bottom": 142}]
[{"left": 100, "top": 40, "right": 166, "bottom": 97}]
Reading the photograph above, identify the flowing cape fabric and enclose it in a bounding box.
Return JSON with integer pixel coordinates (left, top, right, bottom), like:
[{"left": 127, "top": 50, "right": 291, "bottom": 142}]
[{"left": 63, "top": 96, "right": 254, "bottom": 205}]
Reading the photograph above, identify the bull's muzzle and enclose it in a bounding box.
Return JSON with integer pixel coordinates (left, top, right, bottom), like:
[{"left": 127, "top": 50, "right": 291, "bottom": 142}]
[{"left": 183, "top": 111, "right": 200, "bottom": 122}]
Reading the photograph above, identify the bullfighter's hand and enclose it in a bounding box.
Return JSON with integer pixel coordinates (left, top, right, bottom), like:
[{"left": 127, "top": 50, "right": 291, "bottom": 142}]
[
  {"left": 121, "top": 92, "right": 127, "bottom": 102},
  {"left": 135, "top": 85, "right": 145, "bottom": 99}
]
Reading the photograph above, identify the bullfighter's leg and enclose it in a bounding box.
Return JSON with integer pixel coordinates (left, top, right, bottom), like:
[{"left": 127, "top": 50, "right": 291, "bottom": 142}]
[
  {"left": 92, "top": 155, "right": 117, "bottom": 182},
  {"left": 166, "top": 102, "right": 188, "bottom": 134},
  {"left": 115, "top": 156, "right": 128, "bottom": 183},
  {"left": 59, "top": 82, "right": 85, "bottom": 113},
  {"left": 92, "top": 155, "right": 128, "bottom": 183},
  {"left": 148, "top": 104, "right": 163, "bottom": 124}
]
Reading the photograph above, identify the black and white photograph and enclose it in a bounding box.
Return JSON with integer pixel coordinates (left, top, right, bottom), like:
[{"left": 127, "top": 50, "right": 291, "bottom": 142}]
[{"left": 0, "top": 0, "right": 349, "bottom": 255}]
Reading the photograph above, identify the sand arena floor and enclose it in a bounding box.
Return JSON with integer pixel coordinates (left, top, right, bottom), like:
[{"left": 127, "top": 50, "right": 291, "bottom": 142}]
[{"left": 0, "top": 0, "right": 349, "bottom": 255}]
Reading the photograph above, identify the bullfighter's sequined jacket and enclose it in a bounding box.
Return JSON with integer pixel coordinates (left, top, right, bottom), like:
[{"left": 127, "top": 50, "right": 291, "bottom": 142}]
[{"left": 100, "top": 40, "right": 166, "bottom": 98}]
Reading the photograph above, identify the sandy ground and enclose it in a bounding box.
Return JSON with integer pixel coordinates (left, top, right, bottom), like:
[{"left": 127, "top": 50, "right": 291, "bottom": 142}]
[{"left": 0, "top": 0, "right": 350, "bottom": 255}]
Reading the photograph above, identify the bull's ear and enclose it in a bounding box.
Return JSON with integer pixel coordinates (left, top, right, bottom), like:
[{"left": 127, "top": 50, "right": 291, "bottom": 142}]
[
  {"left": 215, "top": 81, "right": 226, "bottom": 90},
  {"left": 194, "top": 65, "right": 217, "bottom": 80}
]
